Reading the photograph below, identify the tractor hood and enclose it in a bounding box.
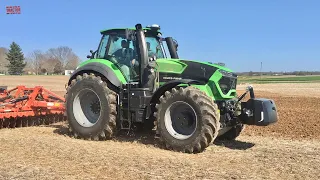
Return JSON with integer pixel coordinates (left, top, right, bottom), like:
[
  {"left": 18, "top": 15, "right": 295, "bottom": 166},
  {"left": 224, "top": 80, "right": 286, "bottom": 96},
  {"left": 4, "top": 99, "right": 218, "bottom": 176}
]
[
  {"left": 194, "top": 60, "right": 233, "bottom": 73},
  {"left": 156, "top": 58, "right": 237, "bottom": 84}
]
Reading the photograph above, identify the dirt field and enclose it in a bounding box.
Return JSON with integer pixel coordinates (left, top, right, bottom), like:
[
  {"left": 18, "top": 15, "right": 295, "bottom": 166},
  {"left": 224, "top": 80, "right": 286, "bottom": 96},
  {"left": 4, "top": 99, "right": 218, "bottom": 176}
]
[{"left": 0, "top": 76, "right": 319, "bottom": 180}]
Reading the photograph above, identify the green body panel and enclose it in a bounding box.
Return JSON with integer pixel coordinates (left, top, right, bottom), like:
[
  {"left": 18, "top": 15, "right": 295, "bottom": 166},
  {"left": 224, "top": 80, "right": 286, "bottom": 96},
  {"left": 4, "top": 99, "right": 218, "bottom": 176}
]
[
  {"left": 156, "top": 58, "right": 233, "bottom": 73},
  {"left": 77, "top": 59, "right": 127, "bottom": 84},
  {"left": 156, "top": 59, "right": 187, "bottom": 74},
  {"left": 208, "top": 70, "right": 237, "bottom": 100},
  {"left": 156, "top": 58, "right": 237, "bottom": 100}
]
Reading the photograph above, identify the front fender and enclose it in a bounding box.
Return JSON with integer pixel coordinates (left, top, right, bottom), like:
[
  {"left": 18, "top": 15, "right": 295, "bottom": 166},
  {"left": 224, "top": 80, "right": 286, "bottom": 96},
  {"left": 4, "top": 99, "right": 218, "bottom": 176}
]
[{"left": 150, "top": 79, "right": 204, "bottom": 104}]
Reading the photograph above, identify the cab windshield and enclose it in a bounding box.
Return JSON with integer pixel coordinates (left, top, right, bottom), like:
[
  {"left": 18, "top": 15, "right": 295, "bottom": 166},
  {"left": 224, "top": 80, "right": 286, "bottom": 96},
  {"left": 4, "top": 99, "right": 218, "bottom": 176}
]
[
  {"left": 96, "top": 33, "right": 165, "bottom": 61},
  {"left": 95, "top": 30, "right": 166, "bottom": 81}
]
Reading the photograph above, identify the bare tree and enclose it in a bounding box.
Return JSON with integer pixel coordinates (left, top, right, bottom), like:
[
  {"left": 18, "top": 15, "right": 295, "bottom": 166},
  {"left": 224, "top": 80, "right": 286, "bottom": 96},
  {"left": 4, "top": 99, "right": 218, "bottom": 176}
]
[
  {"left": 25, "top": 50, "right": 47, "bottom": 75},
  {"left": 42, "top": 57, "right": 60, "bottom": 74},
  {"left": 65, "top": 53, "right": 80, "bottom": 70},
  {"left": 23, "top": 60, "right": 34, "bottom": 74},
  {"left": 47, "top": 46, "right": 79, "bottom": 70},
  {"left": 54, "top": 61, "right": 64, "bottom": 74},
  {"left": 0, "top": 47, "right": 9, "bottom": 74}
]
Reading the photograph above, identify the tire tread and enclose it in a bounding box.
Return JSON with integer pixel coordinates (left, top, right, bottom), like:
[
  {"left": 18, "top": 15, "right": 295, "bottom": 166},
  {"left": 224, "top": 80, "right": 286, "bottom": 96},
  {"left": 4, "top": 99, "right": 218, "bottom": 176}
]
[
  {"left": 155, "top": 86, "right": 220, "bottom": 153},
  {"left": 66, "top": 73, "right": 117, "bottom": 141}
]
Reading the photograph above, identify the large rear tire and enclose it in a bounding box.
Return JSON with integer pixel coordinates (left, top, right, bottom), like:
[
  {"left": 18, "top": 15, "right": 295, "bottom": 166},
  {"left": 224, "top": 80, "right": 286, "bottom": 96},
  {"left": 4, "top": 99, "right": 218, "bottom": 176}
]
[
  {"left": 65, "top": 73, "right": 117, "bottom": 140},
  {"left": 155, "top": 86, "right": 220, "bottom": 153}
]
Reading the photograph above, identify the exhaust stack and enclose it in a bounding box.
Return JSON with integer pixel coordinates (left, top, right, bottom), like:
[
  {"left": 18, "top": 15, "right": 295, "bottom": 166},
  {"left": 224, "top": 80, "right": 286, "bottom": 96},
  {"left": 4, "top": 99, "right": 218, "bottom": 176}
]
[
  {"left": 135, "top": 24, "right": 149, "bottom": 87},
  {"left": 165, "top": 37, "right": 179, "bottom": 59}
]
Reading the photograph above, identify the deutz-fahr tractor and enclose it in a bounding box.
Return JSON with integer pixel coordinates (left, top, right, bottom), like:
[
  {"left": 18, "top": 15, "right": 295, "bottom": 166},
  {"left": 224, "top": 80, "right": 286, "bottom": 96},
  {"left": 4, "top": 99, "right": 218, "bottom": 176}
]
[{"left": 65, "top": 23, "right": 278, "bottom": 153}]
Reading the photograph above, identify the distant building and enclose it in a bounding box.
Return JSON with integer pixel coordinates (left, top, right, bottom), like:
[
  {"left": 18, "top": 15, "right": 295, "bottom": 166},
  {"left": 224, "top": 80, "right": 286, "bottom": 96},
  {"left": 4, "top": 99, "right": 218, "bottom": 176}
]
[{"left": 65, "top": 70, "right": 74, "bottom": 76}]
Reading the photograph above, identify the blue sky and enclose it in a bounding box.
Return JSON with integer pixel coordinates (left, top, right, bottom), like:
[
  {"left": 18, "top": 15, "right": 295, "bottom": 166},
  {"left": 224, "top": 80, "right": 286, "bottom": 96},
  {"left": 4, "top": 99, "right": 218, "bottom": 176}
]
[{"left": 0, "top": 0, "right": 319, "bottom": 72}]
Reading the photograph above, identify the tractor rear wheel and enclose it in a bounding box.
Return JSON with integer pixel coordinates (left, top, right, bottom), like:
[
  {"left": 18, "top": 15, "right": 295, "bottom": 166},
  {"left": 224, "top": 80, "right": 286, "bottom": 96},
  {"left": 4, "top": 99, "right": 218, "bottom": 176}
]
[
  {"left": 155, "top": 86, "right": 220, "bottom": 153},
  {"left": 65, "top": 73, "right": 117, "bottom": 140}
]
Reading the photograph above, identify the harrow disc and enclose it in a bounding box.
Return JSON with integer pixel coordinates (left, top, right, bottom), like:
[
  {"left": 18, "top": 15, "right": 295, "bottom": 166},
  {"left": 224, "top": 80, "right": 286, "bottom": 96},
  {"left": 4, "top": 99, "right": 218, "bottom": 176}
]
[
  {"left": 21, "top": 117, "right": 28, "bottom": 127},
  {"left": 0, "top": 114, "right": 66, "bottom": 129}
]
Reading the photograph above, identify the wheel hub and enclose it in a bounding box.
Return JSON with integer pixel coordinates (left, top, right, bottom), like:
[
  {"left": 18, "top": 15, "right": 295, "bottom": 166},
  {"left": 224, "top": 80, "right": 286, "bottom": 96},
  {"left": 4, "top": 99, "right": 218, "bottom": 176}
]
[
  {"left": 73, "top": 88, "right": 101, "bottom": 127},
  {"left": 164, "top": 101, "right": 197, "bottom": 140},
  {"left": 90, "top": 100, "right": 101, "bottom": 114}
]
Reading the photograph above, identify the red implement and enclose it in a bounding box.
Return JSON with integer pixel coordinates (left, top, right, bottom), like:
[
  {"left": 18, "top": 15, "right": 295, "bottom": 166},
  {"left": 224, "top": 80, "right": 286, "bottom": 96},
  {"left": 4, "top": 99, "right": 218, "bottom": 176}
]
[{"left": 0, "top": 86, "right": 66, "bottom": 128}]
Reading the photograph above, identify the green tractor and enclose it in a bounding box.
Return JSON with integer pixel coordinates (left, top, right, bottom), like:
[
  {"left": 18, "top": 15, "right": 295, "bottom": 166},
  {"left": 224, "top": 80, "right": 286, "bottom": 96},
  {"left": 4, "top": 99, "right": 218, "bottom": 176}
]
[{"left": 65, "top": 23, "right": 278, "bottom": 153}]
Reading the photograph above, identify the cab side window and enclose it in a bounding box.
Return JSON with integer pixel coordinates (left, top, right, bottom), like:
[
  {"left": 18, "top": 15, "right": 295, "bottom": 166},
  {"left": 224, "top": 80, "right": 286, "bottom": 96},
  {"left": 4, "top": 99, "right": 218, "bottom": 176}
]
[
  {"left": 96, "top": 35, "right": 109, "bottom": 59},
  {"left": 145, "top": 37, "right": 164, "bottom": 59}
]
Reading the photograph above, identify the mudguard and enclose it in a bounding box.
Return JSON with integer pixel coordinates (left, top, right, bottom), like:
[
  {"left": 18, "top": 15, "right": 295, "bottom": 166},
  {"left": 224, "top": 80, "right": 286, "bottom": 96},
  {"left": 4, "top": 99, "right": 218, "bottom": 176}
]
[
  {"left": 150, "top": 79, "right": 204, "bottom": 104},
  {"left": 68, "top": 62, "right": 124, "bottom": 87}
]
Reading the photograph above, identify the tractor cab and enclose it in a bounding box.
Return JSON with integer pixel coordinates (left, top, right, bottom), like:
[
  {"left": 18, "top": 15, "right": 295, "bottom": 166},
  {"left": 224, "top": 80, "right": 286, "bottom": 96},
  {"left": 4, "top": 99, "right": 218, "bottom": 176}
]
[{"left": 87, "top": 24, "right": 179, "bottom": 85}]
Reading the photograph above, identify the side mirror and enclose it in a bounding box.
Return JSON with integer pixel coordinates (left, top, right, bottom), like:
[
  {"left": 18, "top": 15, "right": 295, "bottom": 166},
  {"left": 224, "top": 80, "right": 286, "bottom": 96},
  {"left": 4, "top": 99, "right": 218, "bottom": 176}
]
[{"left": 88, "top": 50, "right": 97, "bottom": 59}]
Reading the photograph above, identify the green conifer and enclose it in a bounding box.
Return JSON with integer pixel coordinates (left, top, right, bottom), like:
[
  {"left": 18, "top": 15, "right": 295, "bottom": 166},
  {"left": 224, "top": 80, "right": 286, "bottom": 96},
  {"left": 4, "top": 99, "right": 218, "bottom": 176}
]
[{"left": 6, "top": 42, "right": 26, "bottom": 75}]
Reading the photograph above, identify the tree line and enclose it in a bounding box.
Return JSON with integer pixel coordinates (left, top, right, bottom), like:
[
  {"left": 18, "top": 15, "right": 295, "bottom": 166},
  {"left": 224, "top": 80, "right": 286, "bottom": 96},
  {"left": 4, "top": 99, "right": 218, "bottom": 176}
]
[
  {"left": 237, "top": 71, "right": 320, "bottom": 76},
  {"left": 0, "top": 42, "right": 80, "bottom": 75}
]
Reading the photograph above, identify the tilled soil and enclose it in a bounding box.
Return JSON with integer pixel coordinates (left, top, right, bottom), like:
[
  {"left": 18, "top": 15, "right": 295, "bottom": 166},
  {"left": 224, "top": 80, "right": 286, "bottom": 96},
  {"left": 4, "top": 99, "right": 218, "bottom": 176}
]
[
  {"left": 237, "top": 83, "right": 320, "bottom": 98},
  {"left": 0, "top": 126, "right": 319, "bottom": 180}
]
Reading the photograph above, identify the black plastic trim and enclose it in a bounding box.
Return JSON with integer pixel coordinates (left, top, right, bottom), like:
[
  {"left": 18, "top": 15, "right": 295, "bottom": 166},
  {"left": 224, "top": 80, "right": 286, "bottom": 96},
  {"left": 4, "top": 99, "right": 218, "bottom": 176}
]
[{"left": 159, "top": 60, "right": 218, "bottom": 83}]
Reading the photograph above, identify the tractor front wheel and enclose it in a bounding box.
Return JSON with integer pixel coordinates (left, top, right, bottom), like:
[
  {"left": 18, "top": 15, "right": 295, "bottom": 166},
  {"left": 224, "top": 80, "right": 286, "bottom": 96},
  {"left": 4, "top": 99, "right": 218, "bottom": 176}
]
[
  {"left": 155, "top": 86, "right": 220, "bottom": 153},
  {"left": 65, "top": 73, "right": 117, "bottom": 140},
  {"left": 217, "top": 124, "right": 245, "bottom": 141}
]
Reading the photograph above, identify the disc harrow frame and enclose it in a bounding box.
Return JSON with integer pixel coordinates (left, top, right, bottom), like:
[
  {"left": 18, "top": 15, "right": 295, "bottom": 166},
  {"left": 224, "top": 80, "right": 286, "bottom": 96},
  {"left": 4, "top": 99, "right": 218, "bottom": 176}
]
[{"left": 0, "top": 86, "right": 66, "bottom": 128}]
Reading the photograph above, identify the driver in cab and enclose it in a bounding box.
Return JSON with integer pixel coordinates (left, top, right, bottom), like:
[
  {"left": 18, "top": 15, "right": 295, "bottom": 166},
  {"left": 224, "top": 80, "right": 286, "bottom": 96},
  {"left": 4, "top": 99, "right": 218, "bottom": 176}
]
[{"left": 112, "top": 40, "right": 139, "bottom": 80}]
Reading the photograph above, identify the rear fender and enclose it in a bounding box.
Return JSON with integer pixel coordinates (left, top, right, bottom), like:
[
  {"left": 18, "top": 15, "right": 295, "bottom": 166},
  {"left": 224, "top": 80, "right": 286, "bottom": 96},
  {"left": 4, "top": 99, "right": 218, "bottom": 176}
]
[{"left": 68, "top": 62, "right": 126, "bottom": 88}]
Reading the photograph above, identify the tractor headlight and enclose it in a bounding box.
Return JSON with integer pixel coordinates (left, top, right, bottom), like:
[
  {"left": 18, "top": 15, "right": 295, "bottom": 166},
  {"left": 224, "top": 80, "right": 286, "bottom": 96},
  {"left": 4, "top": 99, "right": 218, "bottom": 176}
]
[
  {"left": 218, "top": 69, "right": 238, "bottom": 95},
  {"left": 219, "top": 70, "right": 235, "bottom": 77}
]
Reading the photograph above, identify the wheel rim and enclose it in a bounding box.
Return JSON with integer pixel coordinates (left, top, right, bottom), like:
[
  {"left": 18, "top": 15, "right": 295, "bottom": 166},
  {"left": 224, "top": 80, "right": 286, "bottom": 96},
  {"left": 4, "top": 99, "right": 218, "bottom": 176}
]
[
  {"left": 164, "top": 101, "right": 197, "bottom": 140},
  {"left": 73, "top": 88, "right": 101, "bottom": 127}
]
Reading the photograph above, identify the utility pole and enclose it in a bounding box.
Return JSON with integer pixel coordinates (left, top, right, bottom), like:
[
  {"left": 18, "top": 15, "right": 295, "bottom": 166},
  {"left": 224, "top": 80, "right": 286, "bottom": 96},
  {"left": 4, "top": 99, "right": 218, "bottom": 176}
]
[{"left": 260, "top": 62, "right": 262, "bottom": 79}]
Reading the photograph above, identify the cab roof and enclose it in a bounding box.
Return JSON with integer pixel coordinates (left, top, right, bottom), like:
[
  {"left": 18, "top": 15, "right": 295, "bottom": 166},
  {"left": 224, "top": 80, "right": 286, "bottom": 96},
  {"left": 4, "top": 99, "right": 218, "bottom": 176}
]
[{"left": 100, "top": 27, "right": 161, "bottom": 34}]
